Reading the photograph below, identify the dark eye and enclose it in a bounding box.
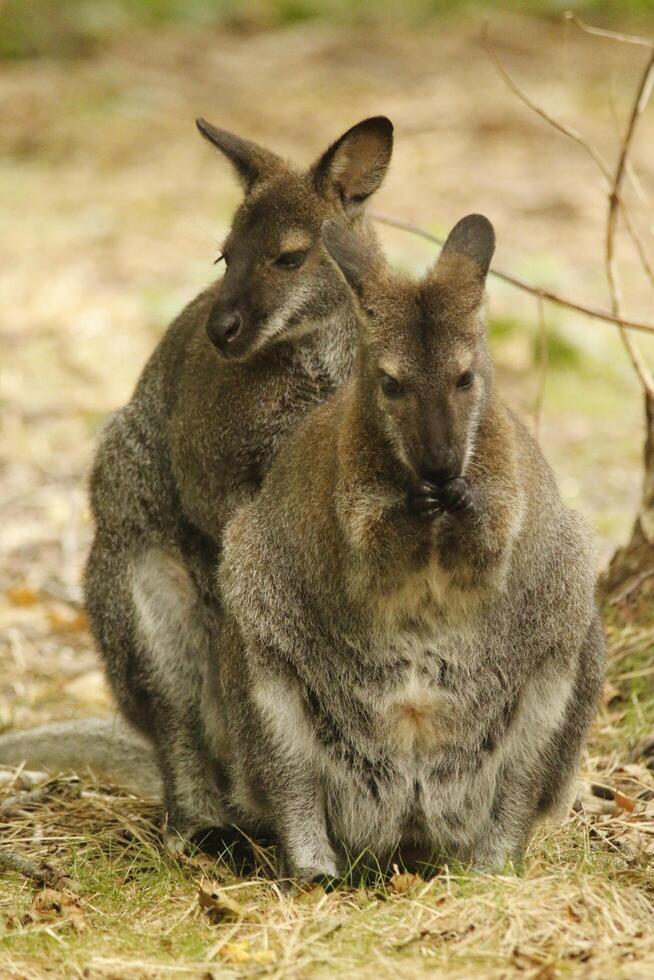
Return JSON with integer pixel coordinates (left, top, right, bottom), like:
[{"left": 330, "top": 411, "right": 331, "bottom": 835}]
[
  {"left": 275, "top": 250, "right": 308, "bottom": 270},
  {"left": 380, "top": 373, "right": 404, "bottom": 397},
  {"left": 457, "top": 370, "right": 475, "bottom": 390}
]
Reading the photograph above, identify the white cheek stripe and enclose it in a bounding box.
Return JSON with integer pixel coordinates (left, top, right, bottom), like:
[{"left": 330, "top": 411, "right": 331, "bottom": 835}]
[{"left": 253, "top": 283, "right": 313, "bottom": 351}]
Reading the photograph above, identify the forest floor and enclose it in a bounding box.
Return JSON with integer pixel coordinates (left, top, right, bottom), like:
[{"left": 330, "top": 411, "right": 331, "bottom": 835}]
[{"left": 1, "top": 9, "right": 653, "bottom": 978}]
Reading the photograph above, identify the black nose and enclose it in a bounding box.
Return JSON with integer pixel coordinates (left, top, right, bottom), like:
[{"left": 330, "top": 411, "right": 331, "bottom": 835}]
[
  {"left": 207, "top": 310, "right": 242, "bottom": 347},
  {"left": 421, "top": 448, "right": 458, "bottom": 482}
]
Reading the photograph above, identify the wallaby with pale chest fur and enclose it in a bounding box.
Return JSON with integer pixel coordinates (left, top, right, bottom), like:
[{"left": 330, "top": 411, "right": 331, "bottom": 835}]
[
  {"left": 81, "top": 116, "right": 394, "bottom": 848},
  {"left": 215, "top": 214, "right": 606, "bottom": 879}
]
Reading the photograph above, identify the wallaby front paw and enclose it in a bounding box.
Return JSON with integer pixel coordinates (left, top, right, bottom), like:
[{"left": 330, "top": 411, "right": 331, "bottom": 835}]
[
  {"left": 407, "top": 480, "right": 443, "bottom": 521},
  {"left": 439, "top": 477, "right": 473, "bottom": 513}
]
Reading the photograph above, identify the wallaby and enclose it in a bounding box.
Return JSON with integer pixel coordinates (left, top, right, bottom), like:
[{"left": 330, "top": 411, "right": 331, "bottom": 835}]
[
  {"left": 212, "top": 214, "right": 606, "bottom": 879},
  {"left": 77, "top": 116, "right": 394, "bottom": 849}
]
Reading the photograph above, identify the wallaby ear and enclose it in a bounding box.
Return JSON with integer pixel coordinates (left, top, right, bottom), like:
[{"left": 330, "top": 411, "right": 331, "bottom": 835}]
[
  {"left": 312, "top": 116, "right": 393, "bottom": 210},
  {"left": 196, "top": 118, "right": 282, "bottom": 192},
  {"left": 321, "top": 219, "right": 378, "bottom": 296},
  {"left": 432, "top": 213, "right": 496, "bottom": 285}
]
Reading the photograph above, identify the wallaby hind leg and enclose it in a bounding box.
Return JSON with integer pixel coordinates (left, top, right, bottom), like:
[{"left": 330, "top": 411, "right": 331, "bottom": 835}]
[
  {"left": 129, "top": 545, "right": 229, "bottom": 847},
  {"left": 86, "top": 537, "right": 228, "bottom": 847}
]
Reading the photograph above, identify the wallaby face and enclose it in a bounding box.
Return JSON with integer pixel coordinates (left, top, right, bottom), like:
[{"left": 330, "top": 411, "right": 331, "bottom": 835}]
[
  {"left": 196, "top": 116, "right": 393, "bottom": 359},
  {"left": 323, "top": 214, "right": 496, "bottom": 483}
]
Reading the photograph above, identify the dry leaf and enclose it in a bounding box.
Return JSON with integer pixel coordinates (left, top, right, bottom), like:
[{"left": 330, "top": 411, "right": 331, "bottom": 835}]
[
  {"left": 389, "top": 868, "right": 422, "bottom": 894},
  {"left": 11, "top": 888, "right": 86, "bottom": 931},
  {"left": 253, "top": 950, "right": 276, "bottom": 965},
  {"left": 198, "top": 881, "right": 245, "bottom": 923},
  {"left": 218, "top": 941, "right": 251, "bottom": 964},
  {"left": 296, "top": 883, "right": 326, "bottom": 905},
  {"left": 32, "top": 888, "right": 63, "bottom": 914},
  {"left": 614, "top": 790, "right": 637, "bottom": 813},
  {"left": 6, "top": 585, "right": 40, "bottom": 607},
  {"left": 47, "top": 608, "right": 89, "bottom": 634}
]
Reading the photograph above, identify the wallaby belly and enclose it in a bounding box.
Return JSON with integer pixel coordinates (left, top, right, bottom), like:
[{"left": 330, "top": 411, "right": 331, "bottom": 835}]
[{"left": 301, "top": 631, "right": 575, "bottom": 865}]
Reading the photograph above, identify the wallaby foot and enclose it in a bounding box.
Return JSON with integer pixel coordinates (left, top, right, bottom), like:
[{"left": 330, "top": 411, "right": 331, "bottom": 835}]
[{"left": 277, "top": 836, "right": 340, "bottom": 884}]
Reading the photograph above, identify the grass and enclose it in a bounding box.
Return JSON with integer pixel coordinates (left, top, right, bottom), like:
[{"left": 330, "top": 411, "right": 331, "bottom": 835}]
[
  {"left": 1, "top": 612, "right": 653, "bottom": 979},
  {"left": 2, "top": 0, "right": 653, "bottom": 60}
]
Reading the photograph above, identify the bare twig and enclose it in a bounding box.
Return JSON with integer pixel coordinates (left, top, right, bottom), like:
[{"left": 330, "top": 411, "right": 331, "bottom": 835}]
[
  {"left": 372, "top": 213, "right": 654, "bottom": 336},
  {"left": 565, "top": 13, "right": 654, "bottom": 51},
  {"left": 484, "top": 25, "right": 654, "bottom": 292},
  {"left": 0, "top": 849, "right": 78, "bottom": 890},
  {"left": 605, "top": 48, "right": 654, "bottom": 396},
  {"left": 0, "top": 785, "right": 53, "bottom": 817}
]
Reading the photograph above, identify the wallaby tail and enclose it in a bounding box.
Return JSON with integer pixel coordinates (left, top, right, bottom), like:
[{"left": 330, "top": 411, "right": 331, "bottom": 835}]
[{"left": 0, "top": 717, "right": 161, "bottom": 797}]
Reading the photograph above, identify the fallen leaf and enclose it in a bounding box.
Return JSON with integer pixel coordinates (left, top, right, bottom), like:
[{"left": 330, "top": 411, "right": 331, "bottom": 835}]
[
  {"left": 198, "top": 880, "right": 246, "bottom": 923},
  {"left": 296, "top": 883, "right": 326, "bottom": 904},
  {"left": 253, "top": 950, "right": 276, "bottom": 965},
  {"left": 6, "top": 586, "right": 40, "bottom": 607},
  {"left": 11, "top": 887, "right": 86, "bottom": 931},
  {"left": 218, "top": 941, "right": 251, "bottom": 964},
  {"left": 389, "top": 867, "right": 422, "bottom": 894},
  {"left": 47, "top": 609, "right": 89, "bottom": 634},
  {"left": 614, "top": 790, "right": 637, "bottom": 813}
]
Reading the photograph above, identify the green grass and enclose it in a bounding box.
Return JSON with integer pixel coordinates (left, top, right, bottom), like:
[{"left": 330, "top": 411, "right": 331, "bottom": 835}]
[{"left": 1, "top": 0, "right": 653, "bottom": 60}]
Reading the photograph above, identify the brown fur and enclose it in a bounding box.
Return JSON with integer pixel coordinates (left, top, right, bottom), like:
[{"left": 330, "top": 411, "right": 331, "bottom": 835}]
[
  {"left": 83, "top": 117, "right": 394, "bottom": 845},
  {"left": 215, "top": 215, "right": 605, "bottom": 878}
]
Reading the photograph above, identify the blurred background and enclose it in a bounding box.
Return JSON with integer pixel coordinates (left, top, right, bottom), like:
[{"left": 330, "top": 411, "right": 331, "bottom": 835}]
[{"left": 1, "top": 0, "right": 654, "bottom": 726}]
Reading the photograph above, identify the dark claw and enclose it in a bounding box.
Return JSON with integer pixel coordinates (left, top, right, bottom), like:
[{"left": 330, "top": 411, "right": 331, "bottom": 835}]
[
  {"left": 407, "top": 480, "right": 443, "bottom": 521},
  {"left": 439, "top": 477, "right": 473, "bottom": 513}
]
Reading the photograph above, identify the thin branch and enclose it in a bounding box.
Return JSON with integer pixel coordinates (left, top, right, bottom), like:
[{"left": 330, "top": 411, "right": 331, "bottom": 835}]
[
  {"left": 483, "top": 23, "right": 613, "bottom": 182},
  {"left": 565, "top": 13, "right": 654, "bottom": 51},
  {"left": 372, "top": 213, "right": 654, "bottom": 336},
  {"left": 0, "top": 785, "right": 52, "bottom": 817},
  {"left": 484, "top": 26, "right": 654, "bottom": 281},
  {"left": 606, "top": 48, "right": 654, "bottom": 396},
  {"left": 484, "top": 24, "right": 654, "bottom": 288},
  {"left": 483, "top": 24, "right": 654, "bottom": 394},
  {"left": 0, "top": 849, "right": 77, "bottom": 890}
]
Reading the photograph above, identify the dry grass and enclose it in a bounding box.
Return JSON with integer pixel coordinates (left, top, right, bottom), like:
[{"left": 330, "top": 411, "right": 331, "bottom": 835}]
[
  {"left": 1, "top": 618, "right": 653, "bottom": 980},
  {"left": 2, "top": 10, "right": 654, "bottom": 978}
]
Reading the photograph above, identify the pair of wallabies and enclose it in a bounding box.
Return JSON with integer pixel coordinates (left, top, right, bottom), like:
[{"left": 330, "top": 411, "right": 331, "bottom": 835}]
[{"left": 4, "top": 116, "right": 605, "bottom": 879}]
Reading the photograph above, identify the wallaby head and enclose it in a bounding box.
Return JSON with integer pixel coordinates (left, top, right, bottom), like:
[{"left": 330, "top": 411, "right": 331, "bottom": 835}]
[
  {"left": 322, "top": 213, "right": 496, "bottom": 483},
  {"left": 196, "top": 116, "right": 393, "bottom": 359}
]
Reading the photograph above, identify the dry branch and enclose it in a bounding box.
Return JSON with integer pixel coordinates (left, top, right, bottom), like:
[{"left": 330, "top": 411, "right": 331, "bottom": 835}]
[
  {"left": 482, "top": 24, "right": 654, "bottom": 392},
  {"left": 565, "top": 13, "right": 654, "bottom": 51},
  {"left": 0, "top": 849, "right": 77, "bottom": 890},
  {"left": 604, "top": 48, "right": 654, "bottom": 396},
  {"left": 372, "top": 213, "right": 654, "bottom": 336}
]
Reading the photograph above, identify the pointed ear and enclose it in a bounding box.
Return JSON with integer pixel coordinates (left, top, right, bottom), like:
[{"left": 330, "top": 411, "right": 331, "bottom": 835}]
[
  {"left": 312, "top": 116, "right": 393, "bottom": 211},
  {"left": 196, "top": 118, "right": 282, "bottom": 192},
  {"left": 321, "top": 219, "right": 379, "bottom": 297},
  {"left": 432, "top": 213, "right": 496, "bottom": 288}
]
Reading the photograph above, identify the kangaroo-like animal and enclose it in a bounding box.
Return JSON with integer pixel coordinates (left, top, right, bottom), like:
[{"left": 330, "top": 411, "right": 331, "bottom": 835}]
[
  {"left": 82, "top": 116, "right": 394, "bottom": 849},
  {"left": 214, "top": 214, "right": 606, "bottom": 879}
]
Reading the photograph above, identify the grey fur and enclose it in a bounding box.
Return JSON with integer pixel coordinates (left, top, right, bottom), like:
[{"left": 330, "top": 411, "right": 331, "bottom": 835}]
[
  {"left": 211, "top": 214, "right": 606, "bottom": 879},
  {"left": 0, "top": 718, "right": 161, "bottom": 797},
  {"left": 83, "top": 117, "right": 394, "bottom": 845}
]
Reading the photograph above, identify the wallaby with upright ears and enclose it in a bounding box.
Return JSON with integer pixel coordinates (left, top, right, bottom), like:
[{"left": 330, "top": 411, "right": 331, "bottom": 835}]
[
  {"left": 215, "top": 214, "right": 606, "bottom": 879},
  {"left": 75, "top": 117, "right": 394, "bottom": 848}
]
